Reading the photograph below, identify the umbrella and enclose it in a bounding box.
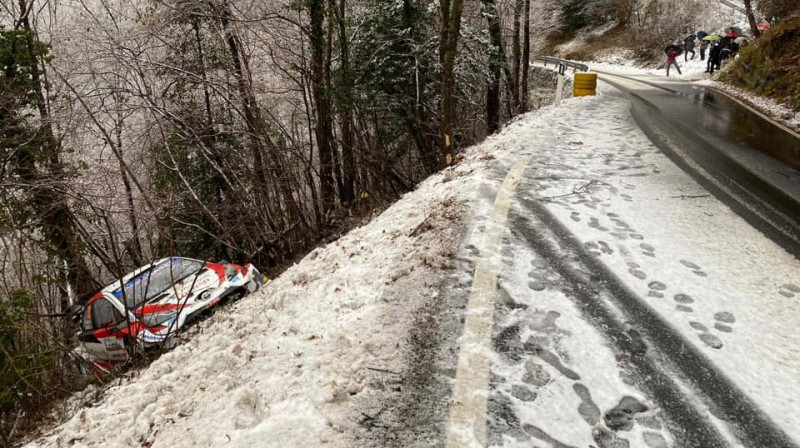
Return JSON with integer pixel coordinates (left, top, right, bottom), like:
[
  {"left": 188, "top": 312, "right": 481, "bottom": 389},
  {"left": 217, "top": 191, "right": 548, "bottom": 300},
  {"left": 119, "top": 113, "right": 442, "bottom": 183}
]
[
  {"left": 665, "top": 44, "right": 683, "bottom": 56},
  {"left": 703, "top": 34, "right": 722, "bottom": 41},
  {"left": 697, "top": 31, "right": 709, "bottom": 39},
  {"left": 685, "top": 34, "right": 697, "bottom": 41},
  {"left": 734, "top": 36, "right": 750, "bottom": 45},
  {"left": 725, "top": 26, "right": 743, "bottom": 36},
  {"left": 758, "top": 22, "right": 770, "bottom": 30}
]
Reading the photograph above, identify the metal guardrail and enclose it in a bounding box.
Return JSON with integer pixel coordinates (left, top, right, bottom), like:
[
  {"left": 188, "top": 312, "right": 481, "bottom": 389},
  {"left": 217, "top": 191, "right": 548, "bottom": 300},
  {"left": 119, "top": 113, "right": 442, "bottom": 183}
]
[
  {"left": 533, "top": 56, "right": 590, "bottom": 73},
  {"left": 718, "top": 0, "right": 768, "bottom": 24}
]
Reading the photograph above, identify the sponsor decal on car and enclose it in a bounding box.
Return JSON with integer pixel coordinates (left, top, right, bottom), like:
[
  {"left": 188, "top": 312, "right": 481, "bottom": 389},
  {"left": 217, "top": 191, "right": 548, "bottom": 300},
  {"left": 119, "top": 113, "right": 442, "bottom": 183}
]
[{"left": 103, "top": 337, "right": 124, "bottom": 351}]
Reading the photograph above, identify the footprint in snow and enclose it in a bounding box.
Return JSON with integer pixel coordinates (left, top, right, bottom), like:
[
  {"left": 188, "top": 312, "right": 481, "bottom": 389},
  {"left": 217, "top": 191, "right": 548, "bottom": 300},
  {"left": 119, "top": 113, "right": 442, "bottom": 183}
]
[
  {"left": 530, "top": 257, "right": 548, "bottom": 270},
  {"left": 643, "top": 432, "right": 670, "bottom": 448},
  {"left": 510, "top": 384, "right": 537, "bottom": 402},
  {"left": 679, "top": 259, "right": 707, "bottom": 277},
  {"left": 713, "top": 311, "right": 736, "bottom": 333},
  {"left": 687, "top": 314, "right": 729, "bottom": 350},
  {"left": 646, "top": 281, "right": 666, "bottom": 298},
  {"left": 640, "top": 243, "right": 655, "bottom": 252},
  {"left": 629, "top": 268, "right": 647, "bottom": 280},
  {"left": 689, "top": 321, "right": 708, "bottom": 332},
  {"left": 609, "top": 219, "right": 630, "bottom": 231},
  {"left": 699, "top": 333, "right": 723, "bottom": 349},
  {"left": 528, "top": 281, "right": 547, "bottom": 291},
  {"left": 570, "top": 211, "right": 581, "bottom": 222},
  {"left": 604, "top": 396, "right": 648, "bottom": 431},
  {"left": 588, "top": 218, "right": 609, "bottom": 232},
  {"left": 584, "top": 241, "right": 603, "bottom": 257},
  {"left": 573, "top": 383, "right": 601, "bottom": 425},
  {"left": 640, "top": 243, "right": 656, "bottom": 258},
  {"left": 778, "top": 283, "right": 799, "bottom": 298}
]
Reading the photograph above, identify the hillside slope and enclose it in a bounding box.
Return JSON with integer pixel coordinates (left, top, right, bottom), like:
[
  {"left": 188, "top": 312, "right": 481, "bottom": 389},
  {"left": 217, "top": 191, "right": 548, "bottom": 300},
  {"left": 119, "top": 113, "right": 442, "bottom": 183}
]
[{"left": 722, "top": 13, "right": 800, "bottom": 111}]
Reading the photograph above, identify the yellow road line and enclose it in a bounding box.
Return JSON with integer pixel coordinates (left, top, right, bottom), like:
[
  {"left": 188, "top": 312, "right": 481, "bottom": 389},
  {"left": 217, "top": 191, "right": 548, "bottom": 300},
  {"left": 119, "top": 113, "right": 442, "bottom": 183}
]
[{"left": 445, "top": 161, "right": 526, "bottom": 448}]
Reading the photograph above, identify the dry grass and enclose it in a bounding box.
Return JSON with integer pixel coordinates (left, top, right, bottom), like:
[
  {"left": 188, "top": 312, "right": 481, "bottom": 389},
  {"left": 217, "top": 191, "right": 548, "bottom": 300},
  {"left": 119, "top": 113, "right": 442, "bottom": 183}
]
[{"left": 722, "top": 14, "right": 800, "bottom": 111}]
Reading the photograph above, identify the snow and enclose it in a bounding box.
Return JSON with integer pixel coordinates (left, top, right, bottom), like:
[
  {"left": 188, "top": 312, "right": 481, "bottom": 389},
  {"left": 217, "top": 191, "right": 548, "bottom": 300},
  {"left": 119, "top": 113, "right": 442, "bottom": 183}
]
[
  {"left": 28, "top": 56, "right": 800, "bottom": 448},
  {"left": 499, "top": 80, "right": 800, "bottom": 443},
  {"left": 27, "top": 144, "right": 478, "bottom": 447}
]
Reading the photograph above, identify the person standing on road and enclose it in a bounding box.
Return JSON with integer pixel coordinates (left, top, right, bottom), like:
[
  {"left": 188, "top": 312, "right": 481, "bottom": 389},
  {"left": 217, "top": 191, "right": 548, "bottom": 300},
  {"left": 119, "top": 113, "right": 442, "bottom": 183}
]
[
  {"left": 707, "top": 42, "right": 722, "bottom": 74},
  {"left": 683, "top": 37, "right": 696, "bottom": 61},
  {"left": 699, "top": 39, "right": 709, "bottom": 61},
  {"left": 666, "top": 48, "right": 682, "bottom": 76}
]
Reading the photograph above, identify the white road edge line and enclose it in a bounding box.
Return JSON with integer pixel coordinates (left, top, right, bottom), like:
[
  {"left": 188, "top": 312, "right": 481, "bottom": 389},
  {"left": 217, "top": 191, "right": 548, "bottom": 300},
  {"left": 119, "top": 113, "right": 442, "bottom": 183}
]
[{"left": 445, "top": 161, "right": 526, "bottom": 448}]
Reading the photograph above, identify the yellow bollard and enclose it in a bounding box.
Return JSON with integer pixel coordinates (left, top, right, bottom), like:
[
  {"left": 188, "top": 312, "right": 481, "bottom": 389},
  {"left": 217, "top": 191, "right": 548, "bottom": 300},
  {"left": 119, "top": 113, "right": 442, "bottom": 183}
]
[{"left": 573, "top": 73, "right": 597, "bottom": 97}]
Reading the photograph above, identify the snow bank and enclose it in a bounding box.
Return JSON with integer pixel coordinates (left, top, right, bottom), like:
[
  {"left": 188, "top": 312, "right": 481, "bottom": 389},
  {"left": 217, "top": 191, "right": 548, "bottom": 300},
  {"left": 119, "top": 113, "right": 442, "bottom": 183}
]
[{"left": 28, "top": 144, "right": 485, "bottom": 448}]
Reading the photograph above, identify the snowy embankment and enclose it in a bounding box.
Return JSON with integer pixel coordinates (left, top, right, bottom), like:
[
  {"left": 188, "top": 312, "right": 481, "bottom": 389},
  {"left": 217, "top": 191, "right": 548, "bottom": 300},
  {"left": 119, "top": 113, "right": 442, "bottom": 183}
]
[
  {"left": 26, "top": 151, "right": 479, "bottom": 445},
  {"left": 26, "top": 90, "right": 557, "bottom": 448}
]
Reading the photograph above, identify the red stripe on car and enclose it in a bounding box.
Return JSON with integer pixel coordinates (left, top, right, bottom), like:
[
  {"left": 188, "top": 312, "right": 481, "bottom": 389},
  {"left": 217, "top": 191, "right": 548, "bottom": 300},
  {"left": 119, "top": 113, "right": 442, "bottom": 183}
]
[{"left": 137, "top": 303, "right": 183, "bottom": 314}]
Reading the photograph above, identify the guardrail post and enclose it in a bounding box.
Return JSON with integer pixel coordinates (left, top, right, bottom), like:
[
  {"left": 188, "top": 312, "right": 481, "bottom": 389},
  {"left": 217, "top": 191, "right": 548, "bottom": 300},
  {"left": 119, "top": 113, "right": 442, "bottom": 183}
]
[{"left": 555, "top": 63, "right": 566, "bottom": 106}]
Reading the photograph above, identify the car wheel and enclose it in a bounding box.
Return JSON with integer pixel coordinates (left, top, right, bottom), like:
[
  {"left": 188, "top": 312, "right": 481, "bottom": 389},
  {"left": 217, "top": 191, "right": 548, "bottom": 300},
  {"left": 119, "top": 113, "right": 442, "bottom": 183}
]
[{"left": 246, "top": 279, "right": 259, "bottom": 294}]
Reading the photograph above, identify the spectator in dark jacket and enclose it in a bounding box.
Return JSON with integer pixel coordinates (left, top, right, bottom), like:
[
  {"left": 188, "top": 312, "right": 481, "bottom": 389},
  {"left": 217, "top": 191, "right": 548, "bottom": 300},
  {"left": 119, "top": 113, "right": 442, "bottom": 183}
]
[
  {"left": 707, "top": 42, "right": 722, "bottom": 74},
  {"left": 683, "top": 37, "right": 696, "bottom": 61},
  {"left": 699, "top": 40, "right": 709, "bottom": 61}
]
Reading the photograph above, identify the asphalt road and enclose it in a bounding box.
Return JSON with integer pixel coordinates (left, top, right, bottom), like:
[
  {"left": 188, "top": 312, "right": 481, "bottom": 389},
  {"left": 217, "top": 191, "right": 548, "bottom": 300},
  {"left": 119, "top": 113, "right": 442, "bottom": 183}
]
[
  {"left": 596, "top": 71, "right": 800, "bottom": 257},
  {"left": 461, "top": 73, "right": 800, "bottom": 448}
]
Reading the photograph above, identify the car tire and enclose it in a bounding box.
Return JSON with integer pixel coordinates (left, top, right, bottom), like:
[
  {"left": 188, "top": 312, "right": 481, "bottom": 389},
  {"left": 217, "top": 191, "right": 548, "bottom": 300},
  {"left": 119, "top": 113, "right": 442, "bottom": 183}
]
[{"left": 246, "top": 279, "right": 259, "bottom": 294}]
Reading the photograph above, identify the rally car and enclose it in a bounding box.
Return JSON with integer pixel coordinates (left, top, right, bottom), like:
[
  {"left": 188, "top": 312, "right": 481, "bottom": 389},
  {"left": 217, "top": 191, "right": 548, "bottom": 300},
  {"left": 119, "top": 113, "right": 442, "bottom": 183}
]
[{"left": 75, "top": 257, "right": 261, "bottom": 370}]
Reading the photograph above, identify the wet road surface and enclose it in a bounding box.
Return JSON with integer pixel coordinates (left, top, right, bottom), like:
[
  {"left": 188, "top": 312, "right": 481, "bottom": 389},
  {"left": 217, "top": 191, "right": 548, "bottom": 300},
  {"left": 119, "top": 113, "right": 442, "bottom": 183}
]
[{"left": 596, "top": 71, "right": 800, "bottom": 256}]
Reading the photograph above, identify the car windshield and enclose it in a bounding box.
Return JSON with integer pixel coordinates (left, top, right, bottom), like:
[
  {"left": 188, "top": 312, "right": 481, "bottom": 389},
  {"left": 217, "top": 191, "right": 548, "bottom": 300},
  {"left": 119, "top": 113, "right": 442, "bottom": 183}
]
[{"left": 112, "top": 258, "right": 204, "bottom": 308}]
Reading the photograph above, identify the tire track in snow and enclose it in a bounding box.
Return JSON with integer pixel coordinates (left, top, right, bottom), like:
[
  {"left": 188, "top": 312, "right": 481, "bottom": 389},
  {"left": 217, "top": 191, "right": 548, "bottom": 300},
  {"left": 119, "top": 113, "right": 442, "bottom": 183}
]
[{"left": 511, "top": 183, "right": 798, "bottom": 448}]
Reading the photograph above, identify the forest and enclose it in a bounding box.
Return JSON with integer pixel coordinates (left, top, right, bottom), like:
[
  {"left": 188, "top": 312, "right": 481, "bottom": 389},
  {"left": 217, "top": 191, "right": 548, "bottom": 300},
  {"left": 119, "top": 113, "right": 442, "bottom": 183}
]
[{"left": 0, "top": 0, "right": 791, "bottom": 444}]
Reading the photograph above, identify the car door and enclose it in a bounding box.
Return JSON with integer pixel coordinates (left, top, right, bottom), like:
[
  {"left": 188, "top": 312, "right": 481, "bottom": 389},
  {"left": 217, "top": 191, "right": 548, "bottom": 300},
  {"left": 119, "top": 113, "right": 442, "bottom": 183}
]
[{"left": 78, "top": 298, "right": 128, "bottom": 362}]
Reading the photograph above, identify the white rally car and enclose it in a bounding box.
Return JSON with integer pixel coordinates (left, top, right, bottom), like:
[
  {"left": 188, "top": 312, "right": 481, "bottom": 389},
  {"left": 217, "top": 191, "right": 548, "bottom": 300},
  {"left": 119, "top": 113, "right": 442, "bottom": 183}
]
[{"left": 76, "top": 257, "right": 261, "bottom": 370}]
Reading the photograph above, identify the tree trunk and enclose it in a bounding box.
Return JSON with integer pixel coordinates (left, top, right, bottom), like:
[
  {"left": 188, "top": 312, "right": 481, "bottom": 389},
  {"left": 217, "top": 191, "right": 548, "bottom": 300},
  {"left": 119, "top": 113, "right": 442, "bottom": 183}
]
[
  {"left": 309, "top": 0, "right": 336, "bottom": 219},
  {"left": 326, "top": 0, "right": 345, "bottom": 204},
  {"left": 114, "top": 98, "right": 144, "bottom": 267},
  {"left": 440, "top": 0, "right": 465, "bottom": 167},
  {"left": 511, "top": 0, "right": 523, "bottom": 114},
  {"left": 17, "top": 0, "right": 94, "bottom": 299},
  {"left": 335, "top": 0, "right": 356, "bottom": 205},
  {"left": 404, "top": 0, "right": 438, "bottom": 173},
  {"left": 481, "top": 0, "right": 503, "bottom": 134},
  {"left": 215, "top": 0, "right": 307, "bottom": 242},
  {"left": 521, "top": 0, "right": 531, "bottom": 113},
  {"left": 743, "top": 0, "right": 762, "bottom": 38}
]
